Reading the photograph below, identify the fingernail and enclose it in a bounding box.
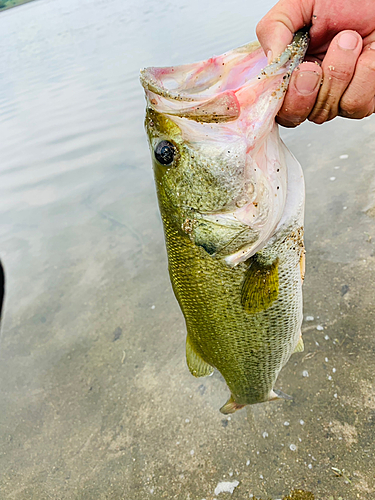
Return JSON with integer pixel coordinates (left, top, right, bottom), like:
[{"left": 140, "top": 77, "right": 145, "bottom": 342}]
[
  {"left": 294, "top": 70, "right": 320, "bottom": 95},
  {"left": 267, "top": 50, "right": 273, "bottom": 63},
  {"left": 338, "top": 31, "right": 358, "bottom": 50},
  {"left": 369, "top": 41, "right": 375, "bottom": 50}
]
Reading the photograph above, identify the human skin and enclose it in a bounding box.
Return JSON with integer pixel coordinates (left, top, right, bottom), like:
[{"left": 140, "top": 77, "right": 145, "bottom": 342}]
[{"left": 256, "top": 0, "right": 375, "bottom": 126}]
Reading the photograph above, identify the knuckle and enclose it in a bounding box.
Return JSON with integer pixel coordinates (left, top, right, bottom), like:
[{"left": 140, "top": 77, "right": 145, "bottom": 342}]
[
  {"left": 362, "top": 56, "right": 375, "bottom": 75},
  {"left": 340, "top": 110, "right": 364, "bottom": 119},
  {"left": 278, "top": 101, "right": 308, "bottom": 127},
  {"left": 309, "top": 103, "right": 330, "bottom": 124},
  {"left": 325, "top": 65, "right": 353, "bottom": 84},
  {"left": 339, "top": 99, "right": 372, "bottom": 119},
  {"left": 276, "top": 115, "right": 303, "bottom": 128},
  {"left": 255, "top": 18, "right": 268, "bottom": 39},
  {"left": 340, "top": 95, "right": 362, "bottom": 115}
]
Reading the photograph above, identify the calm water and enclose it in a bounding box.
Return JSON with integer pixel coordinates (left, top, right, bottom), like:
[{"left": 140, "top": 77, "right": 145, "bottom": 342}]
[{"left": 1, "top": 0, "right": 375, "bottom": 498}]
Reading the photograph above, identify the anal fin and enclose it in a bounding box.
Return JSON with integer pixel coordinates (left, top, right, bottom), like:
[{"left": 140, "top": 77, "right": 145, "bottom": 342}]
[
  {"left": 220, "top": 395, "right": 245, "bottom": 414},
  {"left": 186, "top": 335, "right": 214, "bottom": 378},
  {"left": 293, "top": 335, "right": 304, "bottom": 353}
]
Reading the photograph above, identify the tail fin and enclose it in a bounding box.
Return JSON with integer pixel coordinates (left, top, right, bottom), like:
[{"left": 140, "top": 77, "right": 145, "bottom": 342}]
[{"left": 269, "top": 389, "right": 293, "bottom": 401}]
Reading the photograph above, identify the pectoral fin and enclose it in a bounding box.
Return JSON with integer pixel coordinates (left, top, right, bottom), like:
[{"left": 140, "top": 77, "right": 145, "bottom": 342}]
[
  {"left": 241, "top": 256, "right": 279, "bottom": 313},
  {"left": 186, "top": 335, "right": 214, "bottom": 377}
]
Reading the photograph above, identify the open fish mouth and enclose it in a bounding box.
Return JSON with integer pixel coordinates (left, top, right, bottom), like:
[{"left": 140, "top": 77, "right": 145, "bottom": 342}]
[{"left": 140, "top": 30, "right": 308, "bottom": 124}]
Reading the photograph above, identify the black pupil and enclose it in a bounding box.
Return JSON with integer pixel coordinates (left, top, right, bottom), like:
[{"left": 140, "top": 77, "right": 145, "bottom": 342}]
[{"left": 155, "top": 141, "right": 175, "bottom": 165}]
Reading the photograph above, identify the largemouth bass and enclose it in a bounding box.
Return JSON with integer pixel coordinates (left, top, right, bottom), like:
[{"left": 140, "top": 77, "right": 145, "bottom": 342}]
[{"left": 141, "top": 32, "right": 308, "bottom": 414}]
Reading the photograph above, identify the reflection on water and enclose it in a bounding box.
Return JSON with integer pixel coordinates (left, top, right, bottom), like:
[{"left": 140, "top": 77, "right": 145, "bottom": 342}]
[{"left": 0, "top": 0, "right": 375, "bottom": 498}]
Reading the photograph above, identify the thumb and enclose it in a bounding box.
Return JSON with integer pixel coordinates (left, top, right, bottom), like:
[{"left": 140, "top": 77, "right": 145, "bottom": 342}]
[{"left": 256, "top": 0, "right": 313, "bottom": 61}]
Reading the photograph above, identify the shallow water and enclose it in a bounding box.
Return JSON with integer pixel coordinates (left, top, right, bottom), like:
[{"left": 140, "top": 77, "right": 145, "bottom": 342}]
[{"left": 1, "top": 0, "right": 375, "bottom": 498}]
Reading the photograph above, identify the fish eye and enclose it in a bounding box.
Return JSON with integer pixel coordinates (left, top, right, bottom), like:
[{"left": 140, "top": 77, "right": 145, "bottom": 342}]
[{"left": 154, "top": 140, "right": 175, "bottom": 166}]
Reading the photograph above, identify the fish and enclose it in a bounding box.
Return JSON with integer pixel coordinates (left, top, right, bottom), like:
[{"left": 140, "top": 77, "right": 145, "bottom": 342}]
[{"left": 140, "top": 31, "right": 308, "bottom": 414}]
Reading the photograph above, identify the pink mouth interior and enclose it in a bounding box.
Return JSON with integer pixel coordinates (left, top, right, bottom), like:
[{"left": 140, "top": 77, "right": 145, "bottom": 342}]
[{"left": 142, "top": 43, "right": 267, "bottom": 101}]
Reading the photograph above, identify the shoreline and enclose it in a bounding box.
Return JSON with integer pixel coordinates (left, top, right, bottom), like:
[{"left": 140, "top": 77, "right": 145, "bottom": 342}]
[{"left": 0, "top": 0, "right": 36, "bottom": 12}]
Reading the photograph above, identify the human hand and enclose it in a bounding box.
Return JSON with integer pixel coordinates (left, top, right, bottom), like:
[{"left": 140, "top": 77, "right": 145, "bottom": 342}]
[{"left": 256, "top": 0, "right": 375, "bottom": 126}]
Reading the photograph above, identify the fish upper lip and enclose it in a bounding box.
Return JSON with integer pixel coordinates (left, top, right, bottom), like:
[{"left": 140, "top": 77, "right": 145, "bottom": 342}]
[
  {"left": 140, "top": 68, "right": 200, "bottom": 102},
  {"left": 140, "top": 31, "right": 308, "bottom": 106}
]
